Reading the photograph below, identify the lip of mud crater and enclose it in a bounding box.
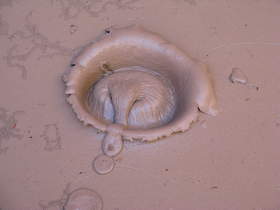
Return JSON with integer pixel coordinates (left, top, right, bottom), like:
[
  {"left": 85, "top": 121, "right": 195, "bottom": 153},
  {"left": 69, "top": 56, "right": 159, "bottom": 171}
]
[{"left": 63, "top": 25, "right": 217, "bottom": 142}]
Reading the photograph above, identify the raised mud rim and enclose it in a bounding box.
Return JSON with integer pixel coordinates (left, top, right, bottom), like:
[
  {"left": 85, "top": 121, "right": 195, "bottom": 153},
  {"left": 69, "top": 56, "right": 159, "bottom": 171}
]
[{"left": 63, "top": 25, "right": 218, "bottom": 142}]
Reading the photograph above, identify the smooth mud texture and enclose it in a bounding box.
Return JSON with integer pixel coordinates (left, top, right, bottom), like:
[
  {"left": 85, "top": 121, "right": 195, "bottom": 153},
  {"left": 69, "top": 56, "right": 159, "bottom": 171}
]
[
  {"left": 63, "top": 188, "right": 103, "bottom": 210},
  {"left": 1, "top": 1, "right": 280, "bottom": 210}
]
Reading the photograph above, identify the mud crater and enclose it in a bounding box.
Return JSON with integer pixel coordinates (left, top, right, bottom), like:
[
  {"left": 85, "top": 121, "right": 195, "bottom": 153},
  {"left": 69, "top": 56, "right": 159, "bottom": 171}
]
[{"left": 63, "top": 25, "right": 217, "bottom": 173}]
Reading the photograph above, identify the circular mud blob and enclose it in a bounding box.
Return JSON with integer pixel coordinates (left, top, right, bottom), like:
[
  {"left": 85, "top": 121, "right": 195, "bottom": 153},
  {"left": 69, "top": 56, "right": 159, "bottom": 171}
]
[
  {"left": 63, "top": 25, "right": 218, "bottom": 142},
  {"left": 63, "top": 188, "right": 103, "bottom": 210},
  {"left": 92, "top": 154, "right": 115, "bottom": 175}
]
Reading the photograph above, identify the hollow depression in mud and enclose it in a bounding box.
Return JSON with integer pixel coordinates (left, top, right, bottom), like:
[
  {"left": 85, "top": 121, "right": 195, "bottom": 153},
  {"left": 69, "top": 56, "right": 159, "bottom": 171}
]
[{"left": 64, "top": 25, "right": 217, "bottom": 143}]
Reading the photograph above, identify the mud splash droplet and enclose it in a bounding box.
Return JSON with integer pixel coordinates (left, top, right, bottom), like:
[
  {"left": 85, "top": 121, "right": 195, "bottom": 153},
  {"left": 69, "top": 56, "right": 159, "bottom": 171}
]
[
  {"left": 229, "top": 68, "right": 248, "bottom": 85},
  {"left": 92, "top": 154, "right": 115, "bottom": 175},
  {"left": 229, "top": 67, "right": 260, "bottom": 90},
  {"left": 63, "top": 188, "right": 103, "bottom": 210}
]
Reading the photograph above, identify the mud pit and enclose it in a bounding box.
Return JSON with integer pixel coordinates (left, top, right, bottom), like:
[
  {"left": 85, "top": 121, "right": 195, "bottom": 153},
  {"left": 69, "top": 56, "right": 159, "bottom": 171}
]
[{"left": 0, "top": 0, "right": 280, "bottom": 210}]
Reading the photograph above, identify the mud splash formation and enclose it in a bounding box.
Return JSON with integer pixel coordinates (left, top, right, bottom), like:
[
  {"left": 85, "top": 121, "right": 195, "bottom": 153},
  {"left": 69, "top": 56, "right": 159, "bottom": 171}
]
[{"left": 63, "top": 25, "right": 217, "bottom": 170}]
